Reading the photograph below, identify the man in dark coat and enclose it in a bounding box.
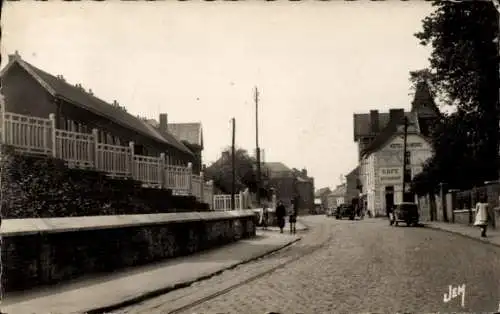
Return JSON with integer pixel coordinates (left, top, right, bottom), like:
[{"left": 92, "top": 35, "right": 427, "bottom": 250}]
[{"left": 275, "top": 200, "right": 286, "bottom": 233}]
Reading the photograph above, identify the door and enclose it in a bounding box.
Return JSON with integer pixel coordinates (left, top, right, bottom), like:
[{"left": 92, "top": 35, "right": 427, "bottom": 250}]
[{"left": 385, "top": 186, "right": 394, "bottom": 216}]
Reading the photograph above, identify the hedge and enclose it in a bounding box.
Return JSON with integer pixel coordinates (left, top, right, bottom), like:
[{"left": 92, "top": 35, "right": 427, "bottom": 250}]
[{"left": 0, "top": 146, "right": 209, "bottom": 218}]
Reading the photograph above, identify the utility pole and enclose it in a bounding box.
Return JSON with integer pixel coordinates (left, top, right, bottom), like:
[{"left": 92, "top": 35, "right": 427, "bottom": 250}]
[
  {"left": 401, "top": 116, "right": 409, "bottom": 203},
  {"left": 255, "top": 87, "right": 262, "bottom": 208},
  {"left": 231, "top": 117, "right": 236, "bottom": 210}
]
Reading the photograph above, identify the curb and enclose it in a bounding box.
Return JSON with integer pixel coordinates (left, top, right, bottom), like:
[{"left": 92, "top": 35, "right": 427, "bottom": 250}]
[
  {"left": 425, "top": 224, "right": 500, "bottom": 249},
  {"left": 87, "top": 235, "right": 302, "bottom": 314}
]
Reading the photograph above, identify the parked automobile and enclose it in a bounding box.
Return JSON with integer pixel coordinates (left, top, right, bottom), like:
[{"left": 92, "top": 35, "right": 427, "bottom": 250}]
[
  {"left": 336, "top": 204, "right": 355, "bottom": 220},
  {"left": 391, "top": 202, "right": 419, "bottom": 227}
]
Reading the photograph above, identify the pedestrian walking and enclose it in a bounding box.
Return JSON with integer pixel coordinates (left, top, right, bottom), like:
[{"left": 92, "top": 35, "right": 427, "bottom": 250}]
[
  {"left": 387, "top": 204, "right": 395, "bottom": 225},
  {"left": 289, "top": 200, "right": 298, "bottom": 234},
  {"left": 262, "top": 204, "right": 269, "bottom": 230},
  {"left": 474, "top": 200, "right": 490, "bottom": 238},
  {"left": 276, "top": 200, "right": 286, "bottom": 233}
]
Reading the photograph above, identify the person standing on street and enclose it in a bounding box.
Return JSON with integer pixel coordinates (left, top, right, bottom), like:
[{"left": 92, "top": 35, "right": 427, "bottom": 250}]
[
  {"left": 474, "top": 198, "right": 490, "bottom": 238},
  {"left": 262, "top": 204, "right": 269, "bottom": 230},
  {"left": 276, "top": 200, "right": 286, "bottom": 233},
  {"left": 289, "top": 205, "right": 298, "bottom": 234}
]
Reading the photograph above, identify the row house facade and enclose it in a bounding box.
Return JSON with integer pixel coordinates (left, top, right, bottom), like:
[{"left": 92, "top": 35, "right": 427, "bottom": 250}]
[{"left": 1, "top": 52, "right": 200, "bottom": 171}]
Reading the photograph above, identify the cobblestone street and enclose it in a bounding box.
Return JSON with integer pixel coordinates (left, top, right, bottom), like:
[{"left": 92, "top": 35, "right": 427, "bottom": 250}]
[{"left": 116, "top": 216, "right": 500, "bottom": 313}]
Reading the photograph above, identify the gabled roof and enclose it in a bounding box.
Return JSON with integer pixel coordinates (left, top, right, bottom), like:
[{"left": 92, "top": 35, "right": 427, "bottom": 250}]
[
  {"left": 264, "top": 162, "right": 293, "bottom": 177},
  {"left": 354, "top": 82, "right": 440, "bottom": 142},
  {"left": 330, "top": 184, "right": 346, "bottom": 196},
  {"left": 360, "top": 113, "right": 414, "bottom": 158},
  {"left": 2, "top": 53, "right": 193, "bottom": 156},
  {"left": 360, "top": 113, "right": 430, "bottom": 159},
  {"left": 411, "top": 81, "right": 441, "bottom": 118},
  {"left": 315, "top": 187, "right": 331, "bottom": 197},
  {"left": 168, "top": 123, "right": 203, "bottom": 148},
  {"left": 346, "top": 166, "right": 359, "bottom": 178}
]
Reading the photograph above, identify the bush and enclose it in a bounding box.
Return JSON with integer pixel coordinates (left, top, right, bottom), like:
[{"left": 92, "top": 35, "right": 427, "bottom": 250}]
[{"left": 0, "top": 146, "right": 210, "bottom": 218}]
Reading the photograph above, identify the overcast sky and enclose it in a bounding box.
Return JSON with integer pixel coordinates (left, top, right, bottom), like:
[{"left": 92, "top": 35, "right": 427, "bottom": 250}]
[{"left": 1, "top": 1, "right": 433, "bottom": 190}]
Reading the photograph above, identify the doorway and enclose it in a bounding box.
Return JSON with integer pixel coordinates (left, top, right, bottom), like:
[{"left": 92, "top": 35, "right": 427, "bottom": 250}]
[{"left": 385, "top": 186, "right": 394, "bottom": 215}]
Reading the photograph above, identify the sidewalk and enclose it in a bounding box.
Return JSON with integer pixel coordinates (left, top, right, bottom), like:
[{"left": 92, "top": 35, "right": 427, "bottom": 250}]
[
  {"left": 257, "top": 221, "right": 308, "bottom": 233},
  {"left": 1, "top": 231, "right": 301, "bottom": 314},
  {"left": 424, "top": 221, "right": 500, "bottom": 248}
]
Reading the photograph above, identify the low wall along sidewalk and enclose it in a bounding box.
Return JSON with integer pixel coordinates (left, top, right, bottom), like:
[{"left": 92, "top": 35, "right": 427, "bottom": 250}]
[{"left": 1, "top": 210, "right": 258, "bottom": 293}]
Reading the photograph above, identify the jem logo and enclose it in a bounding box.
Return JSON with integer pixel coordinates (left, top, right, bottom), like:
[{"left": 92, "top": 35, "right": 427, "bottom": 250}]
[{"left": 443, "top": 284, "right": 466, "bottom": 308}]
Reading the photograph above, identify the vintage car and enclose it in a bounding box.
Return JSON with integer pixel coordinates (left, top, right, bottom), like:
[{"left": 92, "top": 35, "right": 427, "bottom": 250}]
[
  {"left": 336, "top": 204, "right": 355, "bottom": 220},
  {"left": 391, "top": 202, "right": 419, "bottom": 227}
]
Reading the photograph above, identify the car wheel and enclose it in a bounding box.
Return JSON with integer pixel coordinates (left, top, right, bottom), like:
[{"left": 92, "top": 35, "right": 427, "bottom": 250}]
[{"left": 395, "top": 221, "right": 399, "bottom": 226}]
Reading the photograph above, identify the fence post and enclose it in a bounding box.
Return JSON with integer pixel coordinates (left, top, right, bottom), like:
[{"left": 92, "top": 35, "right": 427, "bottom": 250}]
[
  {"left": 239, "top": 191, "right": 244, "bottom": 210},
  {"left": 187, "top": 162, "right": 193, "bottom": 195},
  {"left": 208, "top": 180, "right": 214, "bottom": 210},
  {"left": 92, "top": 128, "right": 99, "bottom": 170},
  {"left": 48, "top": 114, "right": 57, "bottom": 158},
  {"left": 200, "top": 171, "right": 205, "bottom": 203},
  {"left": 129, "top": 141, "right": 135, "bottom": 179},
  {"left": 159, "top": 153, "right": 166, "bottom": 189}
]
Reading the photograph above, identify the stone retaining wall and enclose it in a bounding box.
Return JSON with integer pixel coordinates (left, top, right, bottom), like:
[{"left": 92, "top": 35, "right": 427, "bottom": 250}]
[{"left": 1, "top": 211, "right": 257, "bottom": 292}]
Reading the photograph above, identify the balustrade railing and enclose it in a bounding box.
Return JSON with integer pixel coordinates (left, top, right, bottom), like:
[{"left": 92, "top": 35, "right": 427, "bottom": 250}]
[{"left": 0, "top": 109, "right": 214, "bottom": 204}]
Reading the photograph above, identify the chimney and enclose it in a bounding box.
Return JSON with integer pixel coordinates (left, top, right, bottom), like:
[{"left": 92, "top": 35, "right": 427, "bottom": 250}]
[
  {"left": 88, "top": 89, "right": 93, "bottom": 96},
  {"left": 8, "top": 50, "right": 20, "bottom": 62},
  {"left": 112, "top": 100, "right": 119, "bottom": 107},
  {"left": 159, "top": 113, "right": 168, "bottom": 132},
  {"left": 389, "top": 109, "right": 405, "bottom": 123},
  {"left": 369, "top": 110, "right": 379, "bottom": 133},
  {"left": 301, "top": 168, "right": 307, "bottom": 177}
]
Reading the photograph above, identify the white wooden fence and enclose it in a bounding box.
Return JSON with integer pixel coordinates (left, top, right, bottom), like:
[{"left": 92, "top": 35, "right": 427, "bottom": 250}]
[
  {"left": 0, "top": 110, "right": 214, "bottom": 204},
  {"left": 213, "top": 192, "right": 244, "bottom": 211},
  {"left": 212, "top": 189, "right": 254, "bottom": 211}
]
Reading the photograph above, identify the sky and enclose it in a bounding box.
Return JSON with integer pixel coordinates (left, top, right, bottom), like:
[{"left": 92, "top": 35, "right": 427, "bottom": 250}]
[{"left": 1, "top": 1, "right": 434, "bottom": 190}]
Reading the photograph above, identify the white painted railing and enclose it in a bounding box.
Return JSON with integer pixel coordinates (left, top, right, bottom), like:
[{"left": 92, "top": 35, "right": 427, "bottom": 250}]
[
  {"left": 213, "top": 192, "right": 245, "bottom": 211},
  {"left": 2, "top": 111, "right": 52, "bottom": 155},
  {"left": 133, "top": 153, "right": 162, "bottom": 187},
  {"left": 54, "top": 128, "right": 95, "bottom": 169},
  {"left": 191, "top": 174, "right": 202, "bottom": 199},
  {"left": 0, "top": 109, "right": 214, "bottom": 204},
  {"left": 164, "top": 165, "right": 191, "bottom": 195}
]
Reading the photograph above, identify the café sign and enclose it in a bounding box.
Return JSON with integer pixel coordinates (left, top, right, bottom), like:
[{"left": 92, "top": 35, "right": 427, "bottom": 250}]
[{"left": 379, "top": 167, "right": 402, "bottom": 185}]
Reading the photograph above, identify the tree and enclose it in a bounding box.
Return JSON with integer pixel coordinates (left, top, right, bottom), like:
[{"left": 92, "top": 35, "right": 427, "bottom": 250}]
[
  {"left": 411, "top": 1, "right": 500, "bottom": 192},
  {"left": 204, "top": 148, "right": 271, "bottom": 196}
]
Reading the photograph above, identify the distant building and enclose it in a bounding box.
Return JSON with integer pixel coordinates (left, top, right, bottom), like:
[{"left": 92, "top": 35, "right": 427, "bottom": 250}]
[
  {"left": 294, "top": 169, "right": 315, "bottom": 214},
  {"left": 263, "top": 162, "right": 314, "bottom": 213},
  {"left": 344, "top": 166, "right": 360, "bottom": 205},
  {"left": 327, "top": 184, "right": 346, "bottom": 209},
  {"left": 167, "top": 121, "right": 204, "bottom": 175},
  {"left": 263, "top": 162, "right": 296, "bottom": 208},
  {"left": 355, "top": 81, "right": 440, "bottom": 216},
  {"left": 315, "top": 187, "right": 332, "bottom": 210}
]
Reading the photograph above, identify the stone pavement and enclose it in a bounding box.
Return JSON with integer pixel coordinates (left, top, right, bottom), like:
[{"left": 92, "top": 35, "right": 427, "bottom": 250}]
[
  {"left": 164, "top": 216, "right": 500, "bottom": 314},
  {"left": 1, "top": 231, "right": 300, "bottom": 314},
  {"left": 424, "top": 221, "right": 500, "bottom": 248}
]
